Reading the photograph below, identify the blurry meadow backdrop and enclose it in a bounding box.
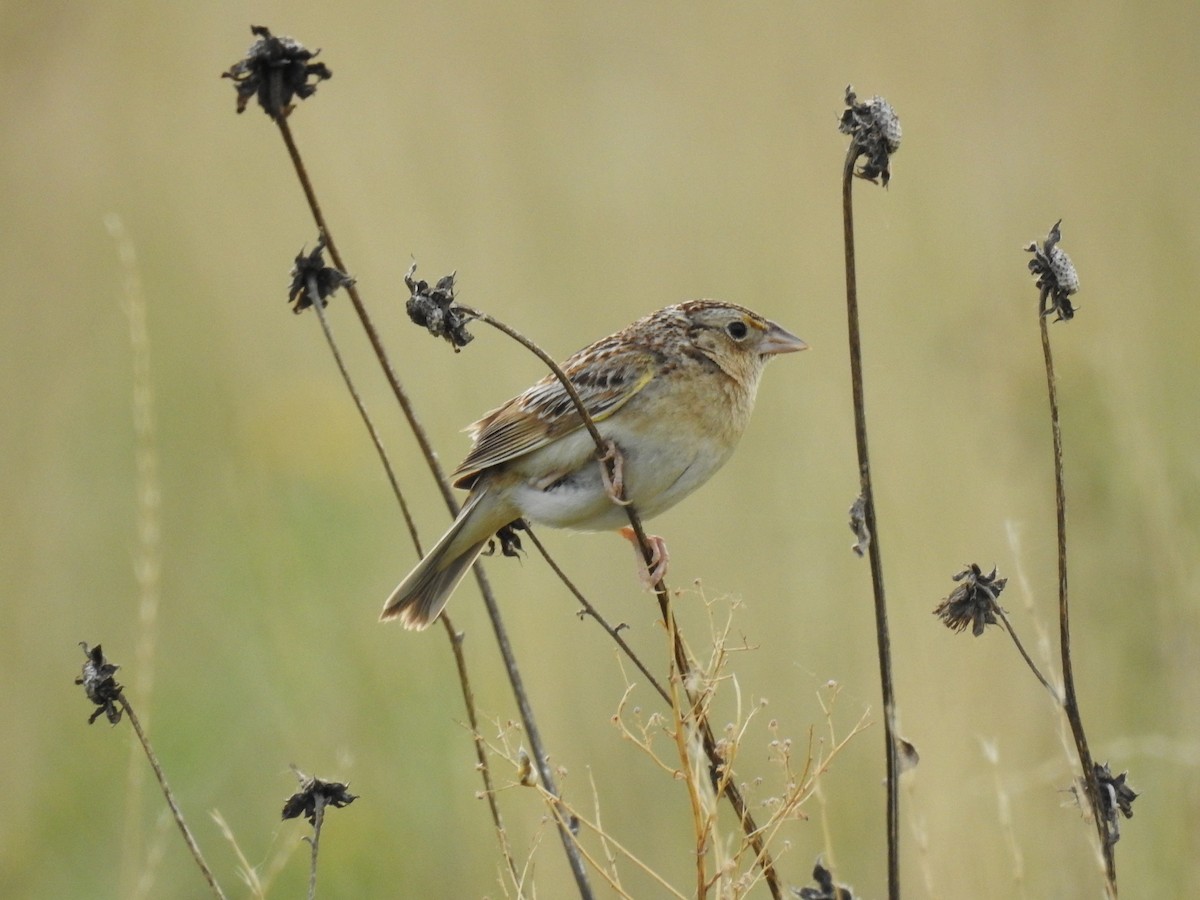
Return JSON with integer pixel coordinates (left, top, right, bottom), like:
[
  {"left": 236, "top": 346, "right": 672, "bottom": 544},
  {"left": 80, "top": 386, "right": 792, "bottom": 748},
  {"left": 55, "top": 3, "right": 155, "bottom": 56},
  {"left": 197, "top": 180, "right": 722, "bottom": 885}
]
[{"left": 3, "top": 2, "right": 1198, "bottom": 897}]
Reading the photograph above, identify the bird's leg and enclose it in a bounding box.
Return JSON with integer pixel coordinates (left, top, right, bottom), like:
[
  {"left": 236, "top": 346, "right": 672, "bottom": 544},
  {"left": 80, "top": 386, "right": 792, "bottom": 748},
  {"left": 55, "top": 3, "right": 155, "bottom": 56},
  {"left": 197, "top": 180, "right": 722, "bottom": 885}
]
[
  {"left": 599, "top": 440, "right": 633, "bottom": 506},
  {"left": 619, "top": 526, "right": 670, "bottom": 589}
]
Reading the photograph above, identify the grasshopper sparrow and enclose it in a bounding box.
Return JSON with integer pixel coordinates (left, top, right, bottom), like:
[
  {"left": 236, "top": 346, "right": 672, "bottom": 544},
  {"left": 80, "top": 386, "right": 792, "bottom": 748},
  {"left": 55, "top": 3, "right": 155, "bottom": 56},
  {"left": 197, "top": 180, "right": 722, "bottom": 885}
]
[{"left": 382, "top": 300, "right": 806, "bottom": 629}]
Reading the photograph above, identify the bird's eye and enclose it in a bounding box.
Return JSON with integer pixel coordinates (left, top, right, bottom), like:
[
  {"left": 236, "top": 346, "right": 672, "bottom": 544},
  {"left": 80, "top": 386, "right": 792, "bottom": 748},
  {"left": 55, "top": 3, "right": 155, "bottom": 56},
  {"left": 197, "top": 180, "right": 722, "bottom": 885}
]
[{"left": 726, "top": 320, "right": 749, "bottom": 340}]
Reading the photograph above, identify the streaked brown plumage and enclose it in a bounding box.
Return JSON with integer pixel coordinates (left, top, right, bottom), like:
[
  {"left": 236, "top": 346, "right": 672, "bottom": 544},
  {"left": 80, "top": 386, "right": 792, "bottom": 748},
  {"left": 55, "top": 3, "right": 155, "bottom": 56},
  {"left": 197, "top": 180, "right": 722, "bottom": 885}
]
[{"left": 382, "top": 300, "right": 806, "bottom": 629}]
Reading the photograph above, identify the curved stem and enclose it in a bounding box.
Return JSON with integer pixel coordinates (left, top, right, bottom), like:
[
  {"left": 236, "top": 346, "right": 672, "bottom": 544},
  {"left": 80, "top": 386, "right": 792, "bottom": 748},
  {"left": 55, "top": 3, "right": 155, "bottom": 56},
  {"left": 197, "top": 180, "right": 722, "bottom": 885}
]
[
  {"left": 1040, "top": 317, "right": 1116, "bottom": 894},
  {"left": 120, "top": 696, "right": 226, "bottom": 899},
  {"left": 305, "top": 274, "right": 421, "bottom": 550},
  {"left": 841, "top": 144, "right": 900, "bottom": 899}
]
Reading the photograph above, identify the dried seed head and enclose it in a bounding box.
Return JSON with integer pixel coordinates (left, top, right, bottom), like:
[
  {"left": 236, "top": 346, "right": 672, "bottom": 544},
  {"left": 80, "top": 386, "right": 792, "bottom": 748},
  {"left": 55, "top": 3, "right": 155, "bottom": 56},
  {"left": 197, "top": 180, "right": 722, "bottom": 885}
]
[
  {"left": 281, "top": 768, "right": 357, "bottom": 823},
  {"left": 404, "top": 263, "right": 474, "bottom": 350},
  {"left": 75, "top": 642, "right": 123, "bottom": 725},
  {"left": 838, "top": 85, "right": 902, "bottom": 187},
  {"left": 933, "top": 564, "right": 1008, "bottom": 637},
  {"left": 1025, "top": 219, "right": 1080, "bottom": 321},
  {"left": 288, "top": 238, "right": 353, "bottom": 313},
  {"left": 1092, "top": 762, "right": 1138, "bottom": 845},
  {"left": 222, "top": 25, "right": 332, "bottom": 120},
  {"left": 794, "top": 859, "right": 855, "bottom": 899}
]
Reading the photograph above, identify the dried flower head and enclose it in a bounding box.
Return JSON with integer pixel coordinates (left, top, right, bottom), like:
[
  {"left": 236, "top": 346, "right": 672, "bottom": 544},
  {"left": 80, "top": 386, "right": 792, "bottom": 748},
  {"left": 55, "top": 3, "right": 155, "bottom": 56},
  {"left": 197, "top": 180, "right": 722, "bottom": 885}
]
[
  {"left": 1025, "top": 219, "right": 1080, "bottom": 321},
  {"left": 404, "top": 263, "right": 474, "bottom": 350},
  {"left": 75, "top": 642, "right": 123, "bottom": 725},
  {"left": 222, "top": 25, "right": 332, "bottom": 119},
  {"left": 933, "top": 564, "right": 1008, "bottom": 637},
  {"left": 838, "top": 85, "right": 901, "bottom": 187},
  {"left": 489, "top": 519, "right": 527, "bottom": 559},
  {"left": 281, "top": 769, "right": 358, "bottom": 824},
  {"left": 1093, "top": 762, "right": 1138, "bottom": 845},
  {"left": 793, "top": 859, "right": 854, "bottom": 900},
  {"left": 288, "top": 238, "right": 354, "bottom": 313}
]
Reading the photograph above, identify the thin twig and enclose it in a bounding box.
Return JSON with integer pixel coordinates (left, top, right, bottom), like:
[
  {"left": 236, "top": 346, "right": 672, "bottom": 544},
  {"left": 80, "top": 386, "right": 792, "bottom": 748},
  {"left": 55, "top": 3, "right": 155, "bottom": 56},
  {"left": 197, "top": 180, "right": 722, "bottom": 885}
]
[
  {"left": 305, "top": 272, "right": 421, "bottom": 548},
  {"left": 440, "top": 613, "right": 523, "bottom": 890},
  {"left": 523, "top": 527, "right": 671, "bottom": 705},
  {"left": 306, "top": 795, "right": 325, "bottom": 900},
  {"left": 119, "top": 695, "right": 227, "bottom": 900},
  {"left": 664, "top": 608, "right": 710, "bottom": 900},
  {"left": 272, "top": 117, "right": 592, "bottom": 898},
  {"left": 994, "top": 606, "right": 1058, "bottom": 699},
  {"left": 841, "top": 143, "right": 900, "bottom": 898},
  {"left": 304, "top": 272, "right": 522, "bottom": 888},
  {"left": 1039, "top": 315, "right": 1115, "bottom": 893}
]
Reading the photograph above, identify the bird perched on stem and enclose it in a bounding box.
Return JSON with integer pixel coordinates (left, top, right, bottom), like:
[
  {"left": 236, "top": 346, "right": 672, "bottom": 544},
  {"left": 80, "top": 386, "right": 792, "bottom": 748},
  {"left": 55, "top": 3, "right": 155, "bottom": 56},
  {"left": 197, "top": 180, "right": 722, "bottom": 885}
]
[{"left": 382, "top": 300, "right": 806, "bottom": 629}]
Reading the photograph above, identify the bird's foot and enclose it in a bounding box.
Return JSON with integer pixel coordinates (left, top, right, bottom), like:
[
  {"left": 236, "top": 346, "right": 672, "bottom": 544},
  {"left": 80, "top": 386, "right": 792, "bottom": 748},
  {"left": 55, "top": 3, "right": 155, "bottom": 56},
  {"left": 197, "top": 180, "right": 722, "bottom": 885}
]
[
  {"left": 599, "top": 440, "right": 633, "bottom": 506},
  {"left": 619, "top": 526, "right": 669, "bottom": 589}
]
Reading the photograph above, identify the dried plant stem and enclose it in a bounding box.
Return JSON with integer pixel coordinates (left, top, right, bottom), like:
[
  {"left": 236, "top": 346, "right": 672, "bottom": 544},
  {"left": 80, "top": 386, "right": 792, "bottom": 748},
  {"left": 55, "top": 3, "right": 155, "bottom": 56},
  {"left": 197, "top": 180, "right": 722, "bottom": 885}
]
[
  {"left": 306, "top": 796, "right": 325, "bottom": 900},
  {"left": 304, "top": 275, "right": 521, "bottom": 888},
  {"left": 841, "top": 144, "right": 900, "bottom": 898},
  {"left": 440, "top": 613, "right": 523, "bottom": 889},
  {"left": 459, "top": 306, "right": 782, "bottom": 900},
  {"left": 272, "top": 118, "right": 592, "bottom": 898},
  {"left": 305, "top": 274, "right": 421, "bottom": 547},
  {"left": 1039, "top": 317, "right": 1116, "bottom": 894},
  {"left": 664, "top": 611, "right": 710, "bottom": 900},
  {"left": 993, "top": 607, "right": 1058, "bottom": 698},
  {"left": 523, "top": 527, "right": 671, "bottom": 704},
  {"left": 536, "top": 783, "right": 689, "bottom": 900},
  {"left": 118, "top": 695, "right": 226, "bottom": 899}
]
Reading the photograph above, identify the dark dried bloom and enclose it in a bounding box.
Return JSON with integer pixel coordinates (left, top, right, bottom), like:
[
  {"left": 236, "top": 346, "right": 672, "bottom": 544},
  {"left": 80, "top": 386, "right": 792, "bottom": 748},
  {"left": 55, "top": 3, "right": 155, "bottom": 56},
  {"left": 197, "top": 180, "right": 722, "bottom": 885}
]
[
  {"left": 1093, "top": 762, "right": 1138, "bottom": 845},
  {"left": 1025, "top": 219, "right": 1080, "bottom": 321},
  {"left": 793, "top": 860, "right": 854, "bottom": 900},
  {"left": 404, "top": 263, "right": 474, "bottom": 350},
  {"left": 75, "top": 642, "right": 123, "bottom": 725},
  {"left": 848, "top": 494, "right": 870, "bottom": 557},
  {"left": 289, "top": 238, "right": 353, "bottom": 313},
  {"left": 933, "top": 564, "right": 1008, "bottom": 637},
  {"left": 282, "top": 771, "right": 358, "bottom": 824},
  {"left": 222, "top": 25, "right": 332, "bottom": 119},
  {"left": 491, "top": 519, "right": 527, "bottom": 559},
  {"left": 838, "top": 85, "right": 901, "bottom": 187}
]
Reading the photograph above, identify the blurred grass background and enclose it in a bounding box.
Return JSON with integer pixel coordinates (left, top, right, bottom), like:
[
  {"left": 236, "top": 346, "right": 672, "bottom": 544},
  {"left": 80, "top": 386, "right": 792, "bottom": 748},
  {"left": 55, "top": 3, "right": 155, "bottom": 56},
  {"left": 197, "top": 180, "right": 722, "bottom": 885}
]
[{"left": 3, "top": 1, "right": 1198, "bottom": 897}]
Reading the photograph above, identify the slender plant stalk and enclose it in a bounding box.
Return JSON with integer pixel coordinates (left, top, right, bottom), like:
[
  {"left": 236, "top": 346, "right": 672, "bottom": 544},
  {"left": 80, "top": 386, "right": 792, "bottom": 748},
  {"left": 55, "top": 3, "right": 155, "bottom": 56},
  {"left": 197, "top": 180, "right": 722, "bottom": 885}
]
[
  {"left": 306, "top": 795, "right": 325, "bottom": 900},
  {"left": 118, "top": 696, "right": 227, "bottom": 900},
  {"left": 272, "top": 117, "right": 593, "bottom": 898},
  {"left": 664, "top": 608, "right": 710, "bottom": 900},
  {"left": 993, "top": 607, "right": 1058, "bottom": 698},
  {"left": 1039, "top": 317, "right": 1116, "bottom": 894},
  {"left": 523, "top": 527, "right": 672, "bottom": 704},
  {"left": 305, "top": 273, "right": 421, "bottom": 547},
  {"left": 304, "top": 274, "right": 522, "bottom": 887},
  {"left": 439, "top": 614, "right": 523, "bottom": 889},
  {"left": 459, "top": 306, "right": 783, "bottom": 899},
  {"left": 841, "top": 144, "right": 900, "bottom": 898}
]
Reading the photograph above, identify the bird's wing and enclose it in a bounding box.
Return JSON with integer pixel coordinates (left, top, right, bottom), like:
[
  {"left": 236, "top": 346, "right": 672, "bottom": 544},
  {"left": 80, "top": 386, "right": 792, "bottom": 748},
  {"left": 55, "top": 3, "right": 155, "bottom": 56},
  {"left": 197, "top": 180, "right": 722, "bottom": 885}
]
[{"left": 451, "top": 342, "right": 658, "bottom": 486}]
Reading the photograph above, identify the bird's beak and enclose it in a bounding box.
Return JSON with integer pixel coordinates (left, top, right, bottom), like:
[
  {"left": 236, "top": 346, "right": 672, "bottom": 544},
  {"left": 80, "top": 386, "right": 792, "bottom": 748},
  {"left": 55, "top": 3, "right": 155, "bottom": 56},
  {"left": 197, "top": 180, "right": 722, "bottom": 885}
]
[{"left": 760, "top": 321, "right": 808, "bottom": 355}]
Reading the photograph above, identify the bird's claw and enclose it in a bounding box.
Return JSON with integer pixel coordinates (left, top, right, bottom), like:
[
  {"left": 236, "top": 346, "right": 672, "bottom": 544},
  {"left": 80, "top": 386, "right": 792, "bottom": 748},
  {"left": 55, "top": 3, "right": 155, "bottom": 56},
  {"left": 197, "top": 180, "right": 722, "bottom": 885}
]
[
  {"left": 619, "top": 526, "right": 669, "bottom": 589},
  {"left": 599, "top": 440, "right": 633, "bottom": 506}
]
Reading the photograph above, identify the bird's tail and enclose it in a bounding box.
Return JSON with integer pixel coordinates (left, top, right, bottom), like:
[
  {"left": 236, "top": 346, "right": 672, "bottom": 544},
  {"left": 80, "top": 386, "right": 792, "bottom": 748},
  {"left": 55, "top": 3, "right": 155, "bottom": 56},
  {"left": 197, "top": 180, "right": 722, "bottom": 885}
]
[{"left": 380, "top": 492, "right": 490, "bottom": 630}]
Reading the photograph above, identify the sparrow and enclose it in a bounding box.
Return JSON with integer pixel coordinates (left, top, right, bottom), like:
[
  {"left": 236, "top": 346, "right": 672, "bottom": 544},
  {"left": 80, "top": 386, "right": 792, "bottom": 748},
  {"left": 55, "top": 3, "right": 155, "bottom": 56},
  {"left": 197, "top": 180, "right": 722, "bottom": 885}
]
[{"left": 382, "top": 300, "right": 806, "bottom": 629}]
